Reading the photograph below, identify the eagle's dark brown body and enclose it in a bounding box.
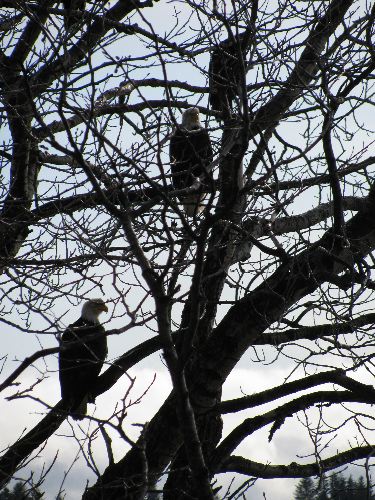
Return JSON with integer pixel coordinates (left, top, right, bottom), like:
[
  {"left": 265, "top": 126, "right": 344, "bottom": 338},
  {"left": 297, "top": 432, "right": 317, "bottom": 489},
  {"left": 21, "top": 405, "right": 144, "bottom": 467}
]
[
  {"left": 170, "top": 125, "right": 213, "bottom": 215},
  {"left": 209, "top": 30, "right": 253, "bottom": 114},
  {"left": 62, "top": 0, "right": 85, "bottom": 30},
  {"left": 59, "top": 316, "right": 107, "bottom": 420}
]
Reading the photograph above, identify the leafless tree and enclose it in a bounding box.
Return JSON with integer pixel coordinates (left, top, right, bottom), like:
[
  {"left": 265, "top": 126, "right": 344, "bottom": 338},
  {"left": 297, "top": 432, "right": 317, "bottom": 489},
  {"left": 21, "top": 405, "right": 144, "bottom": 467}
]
[{"left": 1, "top": 0, "right": 375, "bottom": 498}]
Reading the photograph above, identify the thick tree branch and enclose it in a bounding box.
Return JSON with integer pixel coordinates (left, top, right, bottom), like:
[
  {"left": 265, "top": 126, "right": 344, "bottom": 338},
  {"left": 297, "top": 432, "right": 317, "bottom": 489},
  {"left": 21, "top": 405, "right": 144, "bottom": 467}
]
[
  {"left": 250, "top": 156, "right": 375, "bottom": 194},
  {"left": 240, "top": 196, "right": 370, "bottom": 259},
  {"left": 211, "top": 390, "right": 375, "bottom": 472},
  {"left": 221, "top": 446, "right": 375, "bottom": 479},
  {"left": 33, "top": 100, "right": 215, "bottom": 138},
  {"left": 10, "top": 0, "right": 54, "bottom": 65},
  {"left": 213, "top": 369, "right": 371, "bottom": 415},
  {"left": 260, "top": 312, "right": 375, "bottom": 346}
]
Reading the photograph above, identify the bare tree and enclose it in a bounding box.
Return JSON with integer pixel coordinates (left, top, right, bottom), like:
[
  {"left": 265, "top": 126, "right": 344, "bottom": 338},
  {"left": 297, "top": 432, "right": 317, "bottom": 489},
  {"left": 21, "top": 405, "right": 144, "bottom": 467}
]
[{"left": 1, "top": 0, "right": 375, "bottom": 498}]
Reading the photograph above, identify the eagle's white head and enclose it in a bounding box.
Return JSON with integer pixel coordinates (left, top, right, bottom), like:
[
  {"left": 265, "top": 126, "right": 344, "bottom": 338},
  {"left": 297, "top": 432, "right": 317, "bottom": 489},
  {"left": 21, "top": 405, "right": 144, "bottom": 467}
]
[
  {"left": 182, "top": 107, "right": 201, "bottom": 130},
  {"left": 81, "top": 298, "right": 108, "bottom": 324}
]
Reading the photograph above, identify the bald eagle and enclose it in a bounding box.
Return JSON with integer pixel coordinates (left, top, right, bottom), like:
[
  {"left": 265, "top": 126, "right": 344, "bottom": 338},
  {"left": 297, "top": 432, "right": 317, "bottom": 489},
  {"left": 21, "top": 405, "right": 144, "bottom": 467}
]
[
  {"left": 62, "top": 0, "right": 85, "bottom": 31},
  {"left": 209, "top": 29, "right": 253, "bottom": 114},
  {"left": 169, "top": 108, "right": 213, "bottom": 216},
  {"left": 59, "top": 299, "right": 108, "bottom": 420}
]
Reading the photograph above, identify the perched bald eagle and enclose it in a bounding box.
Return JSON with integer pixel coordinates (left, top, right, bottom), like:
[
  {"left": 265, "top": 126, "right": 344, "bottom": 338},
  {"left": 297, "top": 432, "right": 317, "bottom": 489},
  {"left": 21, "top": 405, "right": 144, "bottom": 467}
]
[
  {"left": 62, "top": 0, "right": 85, "bottom": 31},
  {"left": 59, "top": 299, "right": 108, "bottom": 420},
  {"left": 209, "top": 29, "right": 254, "bottom": 114},
  {"left": 169, "top": 108, "right": 213, "bottom": 216}
]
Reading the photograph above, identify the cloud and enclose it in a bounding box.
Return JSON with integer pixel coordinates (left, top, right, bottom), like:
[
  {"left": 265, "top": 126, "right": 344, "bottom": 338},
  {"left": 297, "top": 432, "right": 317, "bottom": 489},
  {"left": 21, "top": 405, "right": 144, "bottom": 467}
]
[{"left": 1, "top": 362, "right": 375, "bottom": 499}]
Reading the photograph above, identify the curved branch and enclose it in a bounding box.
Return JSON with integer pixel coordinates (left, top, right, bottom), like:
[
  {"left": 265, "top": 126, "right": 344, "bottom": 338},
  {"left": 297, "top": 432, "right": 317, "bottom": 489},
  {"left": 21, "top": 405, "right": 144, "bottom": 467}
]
[
  {"left": 214, "top": 369, "right": 375, "bottom": 415},
  {"left": 270, "top": 197, "right": 369, "bottom": 235},
  {"left": 323, "top": 114, "right": 346, "bottom": 244},
  {"left": 33, "top": 100, "right": 216, "bottom": 138},
  {"left": 30, "top": 184, "right": 166, "bottom": 222},
  {"left": 94, "top": 332, "right": 177, "bottom": 398},
  {"left": 259, "top": 312, "right": 375, "bottom": 346},
  {"left": 255, "top": 155, "right": 375, "bottom": 195},
  {"left": 211, "top": 390, "right": 375, "bottom": 471},
  {"left": 241, "top": 196, "right": 369, "bottom": 253},
  {"left": 0, "top": 347, "right": 59, "bottom": 394},
  {"left": 221, "top": 447, "right": 375, "bottom": 478}
]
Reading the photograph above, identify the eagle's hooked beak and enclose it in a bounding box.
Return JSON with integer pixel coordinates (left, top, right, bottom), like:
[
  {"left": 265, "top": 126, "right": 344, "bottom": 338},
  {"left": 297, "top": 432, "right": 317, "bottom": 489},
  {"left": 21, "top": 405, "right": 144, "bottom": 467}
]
[{"left": 99, "top": 303, "right": 108, "bottom": 313}]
